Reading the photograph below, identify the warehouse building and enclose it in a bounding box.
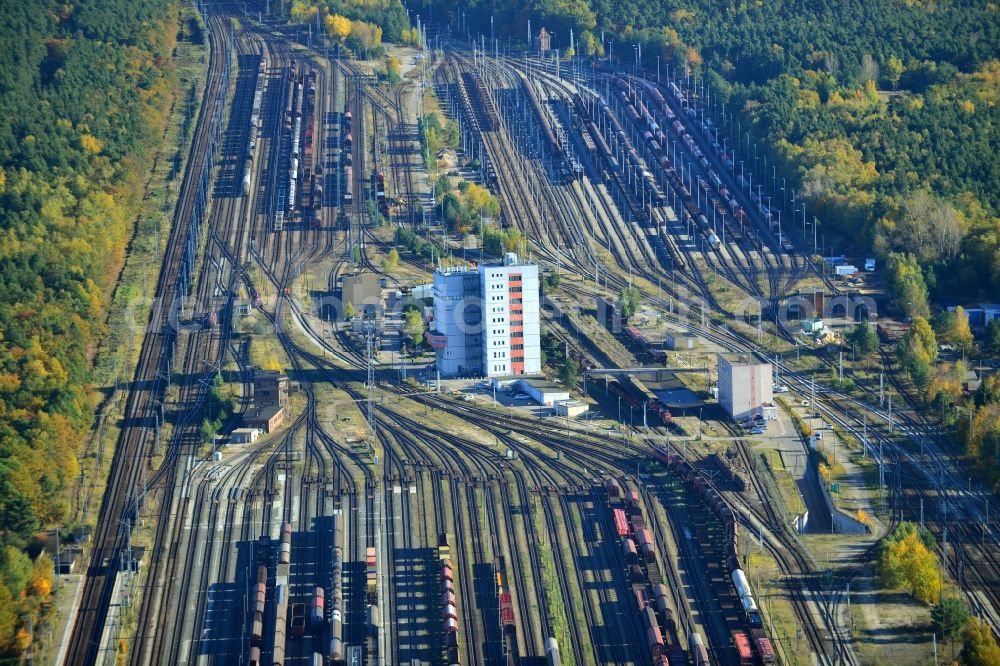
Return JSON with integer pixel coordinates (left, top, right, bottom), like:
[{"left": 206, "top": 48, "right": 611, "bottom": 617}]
[
  {"left": 717, "top": 353, "right": 773, "bottom": 421},
  {"left": 515, "top": 377, "right": 569, "bottom": 406},
  {"left": 428, "top": 253, "right": 541, "bottom": 378}
]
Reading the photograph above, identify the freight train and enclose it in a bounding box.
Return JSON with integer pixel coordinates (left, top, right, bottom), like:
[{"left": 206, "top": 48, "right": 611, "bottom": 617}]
[
  {"left": 518, "top": 71, "right": 562, "bottom": 158},
  {"left": 243, "top": 53, "right": 267, "bottom": 197},
  {"left": 496, "top": 557, "right": 517, "bottom": 662},
  {"left": 576, "top": 93, "right": 686, "bottom": 268},
  {"left": 246, "top": 514, "right": 352, "bottom": 666},
  {"left": 328, "top": 508, "right": 346, "bottom": 663},
  {"left": 619, "top": 79, "right": 738, "bottom": 238},
  {"left": 624, "top": 325, "right": 668, "bottom": 364},
  {"left": 644, "top": 76, "right": 771, "bottom": 242},
  {"left": 611, "top": 77, "right": 724, "bottom": 252},
  {"left": 545, "top": 637, "right": 561, "bottom": 666},
  {"left": 651, "top": 446, "right": 777, "bottom": 664},
  {"left": 606, "top": 480, "right": 685, "bottom": 665},
  {"left": 573, "top": 91, "right": 652, "bottom": 223}
]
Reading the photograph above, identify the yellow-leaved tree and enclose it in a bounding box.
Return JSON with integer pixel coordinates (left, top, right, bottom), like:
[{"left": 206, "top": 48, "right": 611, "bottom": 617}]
[
  {"left": 962, "top": 617, "right": 1000, "bottom": 666},
  {"left": 878, "top": 522, "right": 941, "bottom": 604},
  {"left": 462, "top": 182, "right": 499, "bottom": 219},
  {"left": 325, "top": 14, "right": 351, "bottom": 41},
  {"left": 289, "top": 0, "right": 317, "bottom": 24}
]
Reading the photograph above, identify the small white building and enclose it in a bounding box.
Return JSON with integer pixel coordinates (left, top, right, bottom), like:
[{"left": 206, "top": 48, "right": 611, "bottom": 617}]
[
  {"left": 554, "top": 399, "right": 588, "bottom": 418},
  {"left": 516, "top": 377, "right": 570, "bottom": 406},
  {"left": 230, "top": 427, "right": 261, "bottom": 445},
  {"left": 717, "top": 353, "right": 773, "bottom": 421}
]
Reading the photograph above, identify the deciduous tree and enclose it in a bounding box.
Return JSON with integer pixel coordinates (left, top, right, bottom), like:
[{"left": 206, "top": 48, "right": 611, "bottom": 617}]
[
  {"left": 619, "top": 286, "right": 641, "bottom": 319},
  {"left": 885, "top": 253, "right": 930, "bottom": 319},
  {"left": 946, "top": 306, "right": 974, "bottom": 356},
  {"left": 878, "top": 521, "right": 941, "bottom": 604},
  {"left": 385, "top": 55, "right": 402, "bottom": 85},
  {"left": 961, "top": 617, "right": 1000, "bottom": 666},
  {"left": 325, "top": 14, "right": 351, "bottom": 41},
  {"left": 898, "top": 316, "right": 937, "bottom": 387},
  {"left": 403, "top": 306, "right": 425, "bottom": 347}
]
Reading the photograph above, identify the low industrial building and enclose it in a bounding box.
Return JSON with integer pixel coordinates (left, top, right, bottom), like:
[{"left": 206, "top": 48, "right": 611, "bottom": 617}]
[
  {"left": 230, "top": 427, "right": 261, "bottom": 445},
  {"left": 947, "top": 303, "right": 1000, "bottom": 327},
  {"left": 782, "top": 288, "right": 825, "bottom": 321},
  {"left": 515, "top": 377, "right": 570, "bottom": 406},
  {"left": 341, "top": 271, "right": 384, "bottom": 319},
  {"left": 628, "top": 369, "right": 703, "bottom": 410},
  {"left": 55, "top": 549, "right": 81, "bottom": 575},
  {"left": 717, "top": 353, "right": 774, "bottom": 421},
  {"left": 554, "top": 399, "right": 588, "bottom": 418},
  {"left": 595, "top": 296, "right": 622, "bottom": 333},
  {"left": 537, "top": 27, "right": 551, "bottom": 53},
  {"left": 120, "top": 546, "right": 145, "bottom": 573},
  {"left": 665, "top": 331, "right": 698, "bottom": 350},
  {"left": 244, "top": 405, "right": 286, "bottom": 433}
]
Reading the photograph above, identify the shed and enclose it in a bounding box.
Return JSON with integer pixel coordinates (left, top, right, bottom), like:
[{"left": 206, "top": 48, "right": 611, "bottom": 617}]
[
  {"left": 801, "top": 318, "right": 824, "bottom": 334},
  {"left": 120, "top": 546, "right": 145, "bottom": 573},
  {"left": 537, "top": 27, "right": 551, "bottom": 53},
  {"left": 665, "top": 331, "right": 698, "bottom": 350},
  {"left": 554, "top": 400, "right": 588, "bottom": 418},
  {"left": 230, "top": 427, "right": 261, "bottom": 445},
  {"left": 253, "top": 369, "right": 289, "bottom": 408},
  {"left": 69, "top": 526, "right": 92, "bottom": 545},
  {"left": 951, "top": 304, "right": 1000, "bottom": 326},
  {"left": 341, "top": 272, "right": 384, "bottom": 319},
  {"left": 410, "top": 283, "right": 433, "bottom": 301}
]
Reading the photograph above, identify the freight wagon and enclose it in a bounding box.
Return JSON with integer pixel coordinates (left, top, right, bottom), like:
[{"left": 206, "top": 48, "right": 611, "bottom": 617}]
[{"left": 613, "top": 508, "right": 629, "bottom": 537}]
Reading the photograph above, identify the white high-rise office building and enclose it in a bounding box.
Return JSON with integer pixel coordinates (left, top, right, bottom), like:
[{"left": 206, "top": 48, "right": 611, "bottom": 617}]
[
  {"left": 717, "top": 353, "right": 773, "bottom": 421},
  {"left": 428, "top": 253, "right": 540, "bottom": 378},
  {"left": 428, "top": 266, "right": 483, "bottom": 377}
]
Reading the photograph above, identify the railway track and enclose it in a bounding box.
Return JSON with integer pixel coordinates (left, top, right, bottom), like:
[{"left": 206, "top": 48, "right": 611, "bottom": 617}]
[
  {"left": 64, "top": 6, "right": 234, "bottom": 664},
  {"left": 68, "top": 16, "right": 1000, "bottom": 666}
]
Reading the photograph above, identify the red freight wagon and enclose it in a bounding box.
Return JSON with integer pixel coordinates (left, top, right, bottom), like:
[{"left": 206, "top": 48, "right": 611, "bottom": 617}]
[
  {"left": 756, "top": 637, "right": 776, "bottom": 663},
  {"left": 613, "top": 508, "right": 629, "bottom": 537},
  {"left": 733, "top": 630, "right": 752, "bottom": 666},
  {"left": 500, "top": 592, "right": 515, "bottom": 627}
]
